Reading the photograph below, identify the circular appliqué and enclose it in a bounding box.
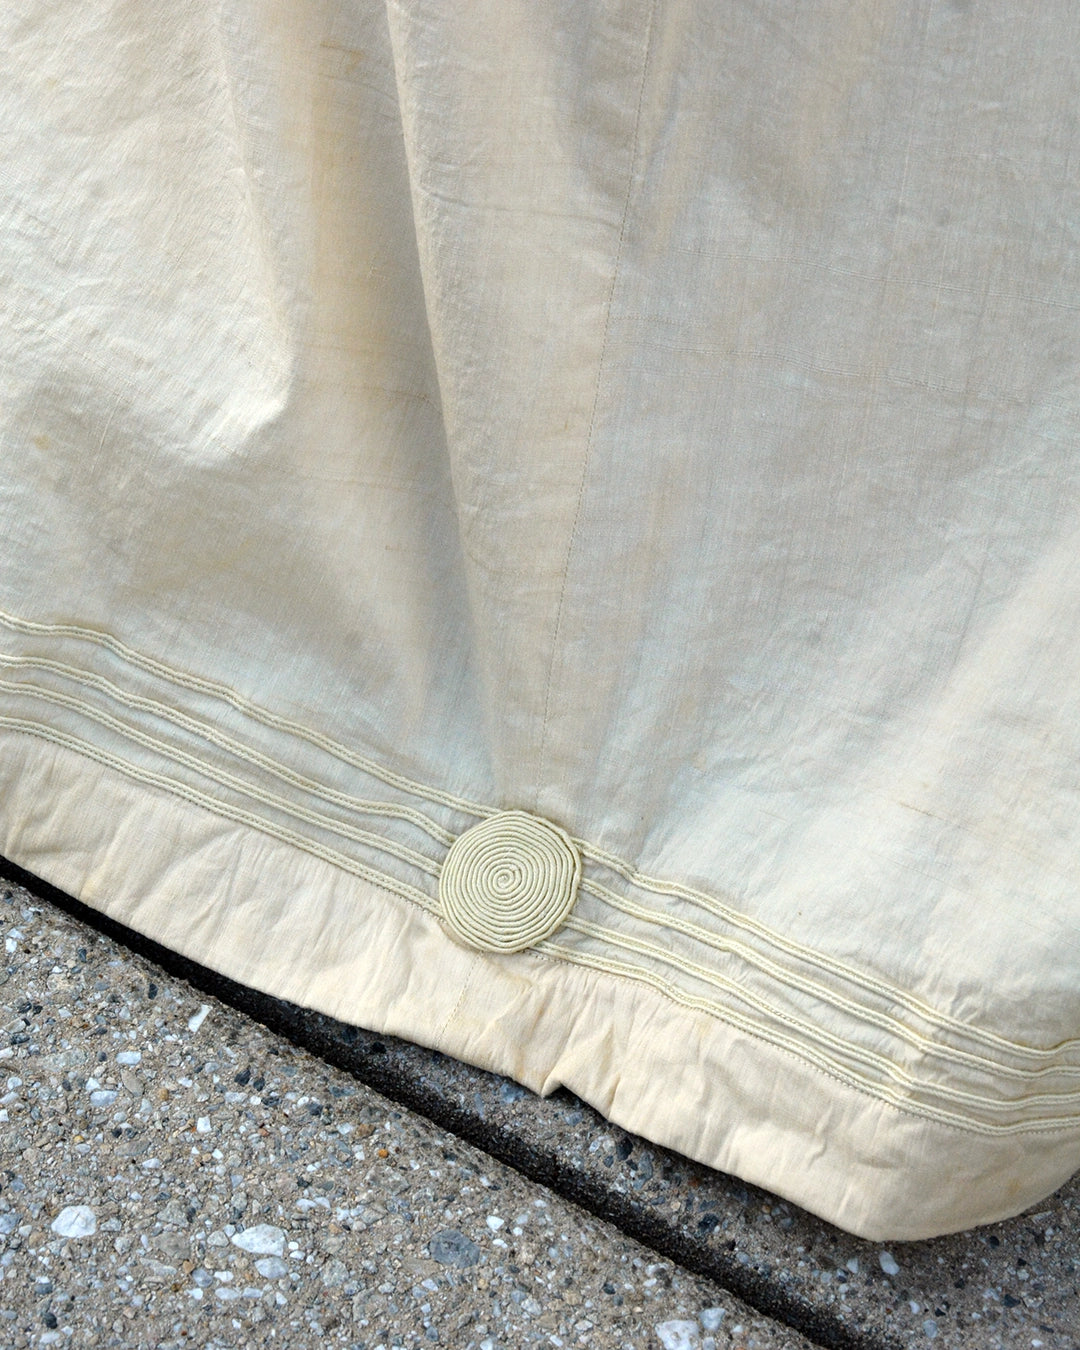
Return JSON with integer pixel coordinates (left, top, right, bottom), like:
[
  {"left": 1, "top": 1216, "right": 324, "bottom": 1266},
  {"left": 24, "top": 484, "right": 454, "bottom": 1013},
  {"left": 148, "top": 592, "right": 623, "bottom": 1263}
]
[{"left": 438, "top": 810, "right": 581, "bottom": 953}]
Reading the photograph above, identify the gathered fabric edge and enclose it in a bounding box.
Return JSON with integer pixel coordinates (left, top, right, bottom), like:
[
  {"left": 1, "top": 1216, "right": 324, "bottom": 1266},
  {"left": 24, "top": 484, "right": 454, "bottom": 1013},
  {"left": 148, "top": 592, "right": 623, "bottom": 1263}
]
[{"left": 0, "top": 725, "right": 1076, "bottom": 1240}]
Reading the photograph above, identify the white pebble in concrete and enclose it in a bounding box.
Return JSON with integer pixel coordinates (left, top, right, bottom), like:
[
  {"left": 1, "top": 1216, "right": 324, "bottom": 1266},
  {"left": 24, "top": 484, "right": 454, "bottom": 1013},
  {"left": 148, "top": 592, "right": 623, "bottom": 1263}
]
[
  {"left": 230, "top": 1223, "right": 286, "bottom": 1257},
  {"left": 655, "top": 1318, "right": 700, "bottom": 1349},
  {"left": 51, "top": 1205, "right": 96, "bottom": 1238}
]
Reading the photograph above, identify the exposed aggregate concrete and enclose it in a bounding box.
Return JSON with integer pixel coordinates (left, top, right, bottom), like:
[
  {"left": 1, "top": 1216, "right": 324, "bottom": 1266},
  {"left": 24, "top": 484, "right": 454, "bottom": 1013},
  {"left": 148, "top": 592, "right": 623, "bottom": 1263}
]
[
  {"left": 3, "top": 861, "right": 1079, "bottom": 1350},
  {"left": 0, "top": 879, "right": 813, "bottom": 1350},
  {"left": 368, "top": 1047, "right": 1080, "bottom": 1350}
]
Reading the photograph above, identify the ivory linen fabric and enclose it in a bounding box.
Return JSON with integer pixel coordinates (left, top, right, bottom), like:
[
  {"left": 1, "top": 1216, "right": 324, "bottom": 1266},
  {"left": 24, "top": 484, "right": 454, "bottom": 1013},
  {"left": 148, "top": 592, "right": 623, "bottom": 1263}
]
[{"left": 3, "top": 0, "right": 1080, "bottom": 1241}]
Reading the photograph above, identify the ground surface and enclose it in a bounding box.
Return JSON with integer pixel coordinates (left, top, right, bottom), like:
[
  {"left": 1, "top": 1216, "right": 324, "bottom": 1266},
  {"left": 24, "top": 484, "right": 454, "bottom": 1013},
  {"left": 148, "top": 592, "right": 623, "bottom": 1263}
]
[{"left": 0, "top": 866, "right": 1077, "bottom": 1350}]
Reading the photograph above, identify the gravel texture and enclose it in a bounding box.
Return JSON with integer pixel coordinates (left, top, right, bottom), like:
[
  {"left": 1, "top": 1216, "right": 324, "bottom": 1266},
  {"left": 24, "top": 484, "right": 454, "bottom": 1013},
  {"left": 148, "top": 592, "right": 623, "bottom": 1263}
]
[
  {"left": 0, "top": 877, "right": 813, "bottom": 1350},
  {"left": 317, "top": 1031, "right": 1080, "bottom": 1350}
]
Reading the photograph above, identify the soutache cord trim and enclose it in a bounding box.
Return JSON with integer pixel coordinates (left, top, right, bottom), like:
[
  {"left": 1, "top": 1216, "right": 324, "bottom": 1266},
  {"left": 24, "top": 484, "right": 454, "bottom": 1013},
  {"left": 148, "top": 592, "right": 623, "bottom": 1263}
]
[
  {"left": 1, "top": 707, "right": 1075, "bottom": 1133},
  {"left": 6, "top": 666, "right": 1040, "bottom": 1101},
  {"left": 0, "top": 610, "right": 492, "bottom": 821},
  {"left": 0, "top": 715, "right": 437, "bottom": 914},
  {"left": 439, "top": 811, "right": 581, "bottom": 953},
  {"left": 578, "top": 838, "right": 1080, "bottom": 1063},
  {"left": 564, "top": 914, "right": 1080, "bottom": 1117},
  {"left": 535, "top": 938, "right": 1080, "bottom": 1138},
  {"left": 579, "top": 876, "right": 1080, "bottom": 1085},
  {"left": 2, "top": 608, "right": 1076, "bottom": 1065},
  {"left": 7, "top": 672, "right": 1034, "bottom": 1107},
  {"left": 0, "top": 652, "right": 456, "bottom": 847},
  {"left": 0, "top": 676, "right": 442, "bottom": 879}
]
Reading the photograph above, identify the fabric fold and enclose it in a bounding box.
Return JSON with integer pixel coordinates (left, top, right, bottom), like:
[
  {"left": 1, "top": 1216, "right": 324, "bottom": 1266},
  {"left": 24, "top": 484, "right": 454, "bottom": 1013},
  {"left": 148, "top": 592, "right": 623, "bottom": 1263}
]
[{"left": 3, "top": 0, "right": 1080, "bottom": 1238}]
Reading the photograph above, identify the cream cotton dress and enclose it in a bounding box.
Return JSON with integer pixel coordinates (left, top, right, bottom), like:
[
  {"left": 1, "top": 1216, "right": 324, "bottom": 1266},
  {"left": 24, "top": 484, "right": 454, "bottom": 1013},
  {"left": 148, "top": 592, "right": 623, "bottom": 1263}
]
[{"left": 3, "top": 0, "right": 1080, "bottom": 1239}]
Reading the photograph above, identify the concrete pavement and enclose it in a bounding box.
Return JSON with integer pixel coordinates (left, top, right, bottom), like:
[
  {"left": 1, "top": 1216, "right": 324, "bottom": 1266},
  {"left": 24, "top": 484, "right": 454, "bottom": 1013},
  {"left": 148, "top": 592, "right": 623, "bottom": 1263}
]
[{"left": 1, "top": 863, "right": 1077, "bottom": 1350}]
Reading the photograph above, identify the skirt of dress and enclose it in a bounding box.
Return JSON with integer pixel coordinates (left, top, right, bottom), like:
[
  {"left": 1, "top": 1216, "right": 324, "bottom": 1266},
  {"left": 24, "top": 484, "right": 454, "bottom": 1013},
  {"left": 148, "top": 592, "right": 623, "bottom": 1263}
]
[{"left": 3, "top": 0, "right": 1080, "bottom": 1239}]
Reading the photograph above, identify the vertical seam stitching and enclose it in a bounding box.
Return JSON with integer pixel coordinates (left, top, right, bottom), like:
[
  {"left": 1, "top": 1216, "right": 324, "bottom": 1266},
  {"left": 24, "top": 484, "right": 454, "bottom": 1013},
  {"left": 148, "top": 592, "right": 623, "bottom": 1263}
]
[
  {"left": 533, "top": 0, "right": 660, "bottom": 808},
  {"left": 438, "top": 953, "right": 481, "bottom": 1040}
]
